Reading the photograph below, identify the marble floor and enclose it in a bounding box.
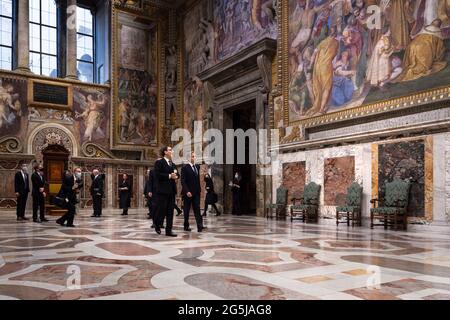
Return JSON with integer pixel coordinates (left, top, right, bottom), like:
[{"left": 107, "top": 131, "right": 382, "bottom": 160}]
[{"left": 1, "top": 209, "right": 450, "bottom": 300}]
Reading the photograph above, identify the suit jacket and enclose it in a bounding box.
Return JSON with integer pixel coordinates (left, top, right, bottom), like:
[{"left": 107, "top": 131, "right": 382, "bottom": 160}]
[
  {"left": 15, "top": 171, "right": 30, "bottom": 195},
  {"left": 31, "top": 172, "right": 46, "bottom": 197},
  {"left": 154, "top": 158, "right": 179, "bottom": 195},
  {"left": 181, "top": 163, "right": 201, "bottom": 196},
  {"left": 119, "top": 179, "right": 132, "bottom": 208},
  {"left": 90, "top": 174, "right": 104, "bottom": 197},
  {"left": 144, "top": 170, "right": 157, "bottom": 196},
  {"left": 57, "top": 174, "right": 82, "bottom": 204}
]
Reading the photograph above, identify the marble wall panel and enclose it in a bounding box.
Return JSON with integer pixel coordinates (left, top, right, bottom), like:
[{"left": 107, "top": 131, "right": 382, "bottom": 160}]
[
  {"left": 377, "top": 140, "right": 426, "bottom": 217},
  {"left": 282, "top": 161, "right": 306, "bottom": 200},
  {"left": 324, "top": 156, "right": 355, "bottom": 206}
]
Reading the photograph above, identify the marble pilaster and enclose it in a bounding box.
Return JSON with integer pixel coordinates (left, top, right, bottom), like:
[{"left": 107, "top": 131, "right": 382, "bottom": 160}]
[
  {"left": 65, "top": 0, "right": 78, "bottom": 80},
  {"left": 15, "top": 0, "right": 31, "bottom": 72}
]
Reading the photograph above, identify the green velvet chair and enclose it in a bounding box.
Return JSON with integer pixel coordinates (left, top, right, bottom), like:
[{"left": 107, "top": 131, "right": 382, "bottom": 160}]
[
  {"left": 291, "top": 182, "right": 321, "bottom": 223},
  {"left": 370, "top": 179, "right": 411, "bottom": 230},
  {"left": 266, "top": 186, "right": 288, "bottom": 219},
  {"left": 336, "top": 182, "right": 363, "bottom": 227}
]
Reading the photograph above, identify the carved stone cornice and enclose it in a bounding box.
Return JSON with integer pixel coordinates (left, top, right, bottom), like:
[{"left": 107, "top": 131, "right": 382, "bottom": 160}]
[
  {"left": 0, "top": 137, "right": 22, "bottom": 154},
  {"left": 82, "top": 142, "right": 117, "bottom": 159}
]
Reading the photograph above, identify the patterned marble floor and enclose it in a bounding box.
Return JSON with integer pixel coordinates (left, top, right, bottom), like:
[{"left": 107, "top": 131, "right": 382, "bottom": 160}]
[{"left": 1, "top": 209, "right": 450, "bottom": 300}]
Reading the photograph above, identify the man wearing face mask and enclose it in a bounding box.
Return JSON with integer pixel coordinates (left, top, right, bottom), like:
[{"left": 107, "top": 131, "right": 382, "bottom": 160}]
[
  {"left": 14, "top": 164, "right": 30, "bottom": 221},
  {"left": 56, "top": 167, "right": 83, "bottom": 228},
  {"left": 31, "top": 163, "right": 48, "bottom": 223}
]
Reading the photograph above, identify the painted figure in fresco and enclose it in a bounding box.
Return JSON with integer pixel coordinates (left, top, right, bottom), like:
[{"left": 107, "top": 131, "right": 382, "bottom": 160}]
[
  {"left": 291, "top": 0, "right": 332, "bottom": 51},
  {"left": 0, "top": 81, "right": 22, "bottom": 130},
  {"left": 331, "top": 50, "right": 356, "bottom": 106},
  {"left": 74, "top": 92, "right": 107, "bottom": 142},
  {"left": 119, "top": 98, "right": 131, "bottom": 141},
  {"left": 166, "top": 45, "right": 177, "bottom": 89},
  {"left": 394, "top": 19, "right": 447, "bottom": 82},
  {"left": 309, "top": 27, "right": 339, "bottom": 115},
  {"left": 366, "top": 29, "right": 402, "bottom": 88}
]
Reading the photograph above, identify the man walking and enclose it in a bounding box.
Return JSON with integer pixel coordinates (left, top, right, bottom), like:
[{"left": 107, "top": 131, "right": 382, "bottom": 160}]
[
  {"left": 31, "top": 164, "right": 48, "bottom": 223},
  {"left": 153, "top": 146, "right": 179, "bottom": 237},
  {"left": 90, "top": 169, "right": 104, "bottom": 217},
  {"left": 181, "top": 153, "right": 204, "bottom": 232}
]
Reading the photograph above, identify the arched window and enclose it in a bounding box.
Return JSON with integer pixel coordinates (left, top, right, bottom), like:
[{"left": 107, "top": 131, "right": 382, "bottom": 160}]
[
  {"left": 76, "top": 5, "right": 94, "bottom": 83},
  {"left": 0, "top": 0, "right": 14, "bottom": 70},
  {"left": 29, "top": 0, "right": 58, "bottom": 77}
]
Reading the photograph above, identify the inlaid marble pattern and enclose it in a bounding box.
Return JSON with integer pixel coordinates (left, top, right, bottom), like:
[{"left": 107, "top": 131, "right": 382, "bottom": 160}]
[{"left": 1, "top": 210, "right": 450, "bottom": 300}]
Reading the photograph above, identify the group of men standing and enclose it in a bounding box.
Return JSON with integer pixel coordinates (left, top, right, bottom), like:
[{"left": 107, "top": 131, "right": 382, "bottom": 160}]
[
  {"left": 144, "top": 146, "right": 205, "bottom": 237},
  {"left": 14, "top": 146, "right": 207, "bottom": 236}
]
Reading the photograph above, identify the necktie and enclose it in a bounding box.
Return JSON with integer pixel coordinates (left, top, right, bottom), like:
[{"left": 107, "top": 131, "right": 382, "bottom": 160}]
[{"left": 193, "top": 165, "right": 198, "bottom": 176}]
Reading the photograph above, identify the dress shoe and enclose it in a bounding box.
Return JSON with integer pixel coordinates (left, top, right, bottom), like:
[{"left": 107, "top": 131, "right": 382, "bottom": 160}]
[
  {"left": 198, "top": 227, "right": 203, "bottom": 232},
  {"left": 155, "top": 227, "right": 161, "bottom": 235},
  {"left": 176, "top": 212, "right": 182, "bottom": 216},
  {"left": 202, "top": 213, "right": 207, "bottom": 217},
  {"left": 215, "top": 213, "right": 221, "bottom": 216},
  {"left": 165, "top": 232, "right": 177, "bottom": 237},
  {"left": 33, "top": 219, "right": 41, "bottom": 223},
  {"left": 41, "top": 218, "right": 49, "bottom": 222},
  {"left": 16, "top": 217, "right": 21, "bottom": 221},
  {"left": 91, "top": 214, "right": 97, "bottom": 218},
  {"left": 22, "top": 217, "right": 29, "bottom": 220},
  {"left": 151, "top": 224, "right": 155, "bottom": 228},
  {"left": 184, "top": 227, "right": 192, "bottom": 232},
  {"left": 56, "top": 219, "right": 65, "bottom": 226},
  {"left": 66, "top": 224, "right": 76, "bottom": 228}
]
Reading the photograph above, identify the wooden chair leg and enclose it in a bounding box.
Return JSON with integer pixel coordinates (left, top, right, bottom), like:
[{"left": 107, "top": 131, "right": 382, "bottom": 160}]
[{"left": 370, "top": 212, "right": 374, "bottom": 229}]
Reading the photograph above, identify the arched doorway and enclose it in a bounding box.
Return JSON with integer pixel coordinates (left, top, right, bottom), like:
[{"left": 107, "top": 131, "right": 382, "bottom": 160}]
[{"left": 42, "top": 144, "right": 70, "bottom": 215}]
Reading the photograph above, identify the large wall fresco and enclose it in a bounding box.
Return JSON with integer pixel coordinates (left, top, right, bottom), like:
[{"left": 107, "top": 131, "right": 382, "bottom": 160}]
[
  {"left": 214, "top": 0, "right": 277, "bottom": 61},
  {"left": 0, "top": 77, "right": 28, "bottom": 139},
  {"left": 73, "top": 87, "right": 110, "bottom": 147},
  {"left": 288, "top": 0, "right": 450, "bottom": 123},
  {"left": 115, "top": 11, "right": 159, "bottom": 146}
]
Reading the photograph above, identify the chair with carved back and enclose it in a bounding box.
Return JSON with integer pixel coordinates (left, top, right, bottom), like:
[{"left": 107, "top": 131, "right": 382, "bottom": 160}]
[
  {"left": 336, "top": 182, "right": 363, "bottom": 227},
  {"left": 266, "top": 186, "right": 288, "bottom": 219},
  {"left": 290, "top": 182, "right": 321, "bottom": 223},
  {"left": 370, "top": 179, "right": 411, "bottom": 230}
]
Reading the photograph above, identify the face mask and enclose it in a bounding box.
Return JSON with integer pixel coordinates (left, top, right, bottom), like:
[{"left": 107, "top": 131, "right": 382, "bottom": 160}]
[
  {"left": 235, "top": 174, "right": 238, "bottom": 179},
  {"left": 75, "top": 172, "right": 82, "bottom": 179},
  {"left": 22, "top": 167, "right": 28, "bottom": 174},
  {"left": 39, "top": 170, "right": 44, "bottom": 176}
]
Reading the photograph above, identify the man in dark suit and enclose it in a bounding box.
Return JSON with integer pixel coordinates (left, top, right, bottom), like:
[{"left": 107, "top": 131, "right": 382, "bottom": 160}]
[
  {"left": 153, "top": 146, "right": 179, "bottom": 237},
  {"left": 31, "top": 163, "right": 48, "bottom": 223},
  {"left": 90, "top": 169, "right": 104, "bottom": 218},
  {"left": 181, "top": 153, "right": 204, "bottom": 232},
  {"left": 56, "top": 167, "right": 83, "bottom": 228},
  {"left": 144, "top": 168, "right": 154, "bottom": 220},
  {"left": 15, "top": 164, "right": 30, "bottom": 221}
]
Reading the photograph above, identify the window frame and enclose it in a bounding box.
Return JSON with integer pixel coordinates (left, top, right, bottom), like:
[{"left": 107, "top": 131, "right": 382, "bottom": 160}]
[
  {"left": 0, "top": 0, "right": 15, "bottom": 70},
  {"left": 29, "top": 0, "right": 59, "bottom": 77},
  {"left": 76, "top": 3, "right": 96, "bottom": 83}
]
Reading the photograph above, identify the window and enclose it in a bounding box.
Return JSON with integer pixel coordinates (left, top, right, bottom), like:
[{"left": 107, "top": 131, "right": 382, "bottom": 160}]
[
  {"left": 29, "top": 0, "right": 58, "bottom": 77},
  {"left": 76, "top": 6, "right": 94, "bottom": 83},
  {"left": 0, "top": 0, "right": 13, "bottom": 70}
]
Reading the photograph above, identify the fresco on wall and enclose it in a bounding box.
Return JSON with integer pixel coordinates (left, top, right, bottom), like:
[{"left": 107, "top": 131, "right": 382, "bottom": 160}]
[
  {"left": 116, "top": 13, "right": 158, "bottom": 146},
  {"left": 282, "top": 161, "right": 306, "bottom": 199},
  {"left": 74, "top": 87, "right": 110, "bottom": 146},
  {"left": 214, "top": 0, "right": 277, "bottom": 61},
  {"left": 0, "top": 77, "right": 27, "bottom": 137},
  {"left": 324, "top": 156, "right": 355, "bottom": 206},
  {"left": 378, "top": 140, "right": 425, "bottom": 217},
  {"left": 288, "top": 0, "right": 450, "bottom": 122},
  {"left": 184, "top": 0, "right": 213, "bottom": 78},
  {"left": 183, "top": 77, "right": 204, "bottom": 135}
]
